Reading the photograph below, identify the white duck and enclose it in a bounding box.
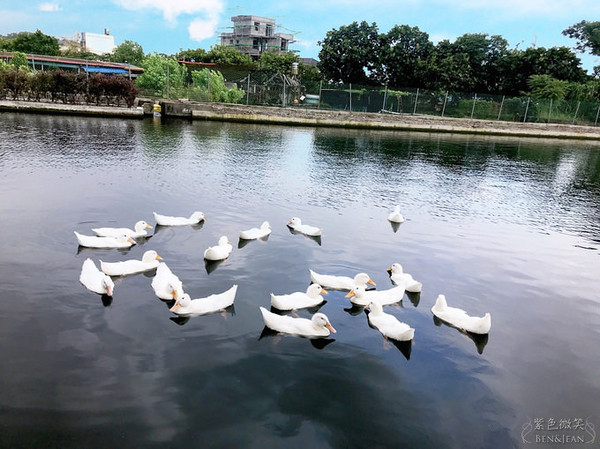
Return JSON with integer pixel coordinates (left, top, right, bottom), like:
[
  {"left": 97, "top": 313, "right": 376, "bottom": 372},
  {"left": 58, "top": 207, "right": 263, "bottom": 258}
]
[
  {"left": 151, "top": 262, "right": 184, "bottom": 300},
  {"left": 431, "top": 294, "right": 491, "bottom": 335},
  {"left": 387, "top": 205, "right": 405, "bottom": 223},
  {"left": 387, "top": 263, "right": 422, "bottom": 293},
  {"left": 79, "top": 258, "right": 115, "bottom": 296},
  {"left": 74, "top": 231, "right": 136, "bottom": 249},
  {"left": 366, "top": 300, "right": 415, "bottom": 341},
  {"left": 309, "top": 269, "right": 376, "bottom": 291},
  {"left": 170, "top": 285, "right": 238, "bottom": 315},
  {"left": 287, "top": 217, "right": 322, "bottom": 237},
  {"left": 100, "top": 250, "right": 163, "bottom": 276},
  {"left": 153, "top": 211, "right": 205, "bottom": 226},
  {"left": 92, "top": 220, "right": 152, "bottom": 238},
  {"left": 239, "top": 221, "right": 271, "bottom": 240},
  {"left": 203, "top": 236, "right": 233, "bottom": 261},
  {"left": 259, "top": 307, "right": 336, "bottom": 338},
  {"left": 345, "top": 284, "right": 405, "bottom": 306},
  {"left": 270, "top": 284, "right": 328, "bottom": 311}
]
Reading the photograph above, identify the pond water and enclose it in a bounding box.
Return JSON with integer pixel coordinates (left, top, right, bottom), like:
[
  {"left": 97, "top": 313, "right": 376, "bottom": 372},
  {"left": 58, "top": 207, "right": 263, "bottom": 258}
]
[{"left": 1, "top": 113, "right": 599, "bottom": 449}]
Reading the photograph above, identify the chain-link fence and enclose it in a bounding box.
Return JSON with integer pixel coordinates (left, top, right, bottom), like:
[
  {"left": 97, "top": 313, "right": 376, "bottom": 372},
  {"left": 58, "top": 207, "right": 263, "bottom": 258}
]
[{"left": 140, "top": 68, "right": 600, "bottom": 127}]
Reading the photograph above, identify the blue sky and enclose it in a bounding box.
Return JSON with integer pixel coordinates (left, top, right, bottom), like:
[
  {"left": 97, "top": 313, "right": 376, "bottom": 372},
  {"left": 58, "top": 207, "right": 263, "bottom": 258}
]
[{"left": 1, "top": 0, "right": 599, "bottom": 73}]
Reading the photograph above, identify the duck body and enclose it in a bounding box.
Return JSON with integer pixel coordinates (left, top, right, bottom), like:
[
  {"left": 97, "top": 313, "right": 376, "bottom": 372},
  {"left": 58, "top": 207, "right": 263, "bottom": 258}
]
[
  {"left": 367, "top": 300, "right": 415, "bottom": 341},
  {"left": 309, "top": 269, "right": 376, "bottom": 291},
  {"left": 74, "top": 231, "right": 136, "bottom": 249},
  {"left": 239, "top": 221, "right": 271, "bottom": 240},
  {"left": 153, "top": 211, "right": 205, "bottom": 226},
  {"left": 259, "top": 307, "right": 336, "bottom": 338},
  {"left": 100, "top": 250, "right": 162, "bottom": 276},
  {"left": 203, "top": 236, "right": 233, "bottom": 261},
  {"left": 387, "top": 205, "right": 405, "bottom": 223},
  {"left": 92, "top": 220, "right": 152, "bottom": 238},
  {"left": 431, "top": 295, "right": 491, "bottom": 334},
  {"left": 151, "top": 262, "right": 184, "bottom": 300},
  {"left": 287, "top": 217, "right": 322, "bottom": 237},
  {"left": 80, "top": 258, "right": 114, "bottom": 296},
  {"left": 170, "top": 285, "right": 238, "bottom": 315},
  {"left": 270, "top": 284, "right": 327, "bottom": 311},
  {"left": 387, "top": 263, "right": 422, "bottom": 293},
  {"left": 346, "top": 284, "right": 405, "bottom": 306}
]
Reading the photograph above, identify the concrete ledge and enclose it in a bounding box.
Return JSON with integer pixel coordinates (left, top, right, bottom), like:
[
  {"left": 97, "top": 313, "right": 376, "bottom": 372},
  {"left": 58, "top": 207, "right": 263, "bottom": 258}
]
[
  {"left": 0, "top": 100, "right": 144, "bottom": 118},
  {"left": 191, "top": 103, "right": 600, "bottom": 141}
]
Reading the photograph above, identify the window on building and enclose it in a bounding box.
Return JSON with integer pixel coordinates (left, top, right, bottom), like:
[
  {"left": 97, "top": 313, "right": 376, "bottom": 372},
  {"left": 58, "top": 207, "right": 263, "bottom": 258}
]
[
  {"left": 266, "top": 24, "right": 273, "bottom": 37},
  {"left": 254, "top": 22, "right": 260, "bottom": 32},
  {"left": 253, "top": 39, "right": 259, "bottom": 49}
]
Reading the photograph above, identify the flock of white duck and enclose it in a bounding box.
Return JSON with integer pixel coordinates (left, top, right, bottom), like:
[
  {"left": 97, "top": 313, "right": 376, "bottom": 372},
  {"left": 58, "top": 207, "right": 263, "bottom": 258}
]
[{"left": 77, "top": 206, "right": 491, "bottom": 344}]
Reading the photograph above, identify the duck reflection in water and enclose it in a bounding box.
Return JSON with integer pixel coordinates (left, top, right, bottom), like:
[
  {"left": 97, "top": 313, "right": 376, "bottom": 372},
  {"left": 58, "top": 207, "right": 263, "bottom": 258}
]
[
  {"left": 258, "top": 326, "right": 336, "bottom": 350},
  {"left": 432, "top": 315, "right": 490, "bottom": 354}
]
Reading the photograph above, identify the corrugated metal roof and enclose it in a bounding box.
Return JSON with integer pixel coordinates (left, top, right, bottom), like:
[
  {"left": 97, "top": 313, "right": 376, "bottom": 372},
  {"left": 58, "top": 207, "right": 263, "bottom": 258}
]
[{"left": 82, "top": 66, "right": 129, "bottom": 74}]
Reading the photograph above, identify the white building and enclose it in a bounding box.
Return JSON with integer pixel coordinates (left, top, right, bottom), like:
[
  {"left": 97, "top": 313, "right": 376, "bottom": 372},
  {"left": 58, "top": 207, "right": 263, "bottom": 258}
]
[{"left": 80, "top": 30, "right": 115, "bottom": 55}]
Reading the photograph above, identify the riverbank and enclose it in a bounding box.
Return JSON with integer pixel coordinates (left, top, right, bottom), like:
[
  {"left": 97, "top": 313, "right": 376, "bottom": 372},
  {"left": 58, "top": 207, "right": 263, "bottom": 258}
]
[
  {"left": 0, "top": 100, "right": 144, "bottom": 118},
  {"left": 2, "top": 98, "right": 599, "bottom": 141},
  {"left": 189, "top": 102, "right": 600, "bottom": 141}
]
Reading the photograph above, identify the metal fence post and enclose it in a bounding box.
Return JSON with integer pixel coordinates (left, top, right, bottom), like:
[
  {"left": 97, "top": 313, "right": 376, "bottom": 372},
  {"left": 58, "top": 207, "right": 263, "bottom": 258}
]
[
  {"left": 413, "top": 88, "right": 419, "bottom": 114},
  {"left": 547, "top": 98, "right": 553, "bottom": 123},
  {"left": 497, "top": 95, "right": 505, "bottom": 121},
  {"left": 382, "top": 84, "right": 388, "bottom": 111},
  {"left": 470, "top": 94, "right": 477, "bottom": 119},
  {"left": 283, "top": 76, "right": 286, "bottom": 107},
  {"left": 595, "top": 104, "right": 600, "bottom": 126},
  {"left": 523, "top": 98, "right": 530, "bottom": 123},
  {"left": 349, "top": 83, "right": 352, "bottom": 111},
  {"left": 441, "top": 91, "right": 448, "bottom": 117},
  {"left": 318, "top": 80, "right": 322, "bottom": 109},
  {"left": 246, "top": 74, "right": 250, "bottom": 105},
  {"left": 572, "top": 101, "right": 580, "bottom": 125}
]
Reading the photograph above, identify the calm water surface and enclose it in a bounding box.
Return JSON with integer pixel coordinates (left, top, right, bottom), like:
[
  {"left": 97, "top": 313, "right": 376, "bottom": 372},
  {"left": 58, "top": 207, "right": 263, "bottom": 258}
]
[{"left": 1, "top": 113, "right": 599, "bottom": 448}]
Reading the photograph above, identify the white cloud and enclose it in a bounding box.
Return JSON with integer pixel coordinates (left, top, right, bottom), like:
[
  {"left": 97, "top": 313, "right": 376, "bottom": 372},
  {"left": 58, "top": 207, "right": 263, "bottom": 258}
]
[
  {"left": 39, "top": 2, "right": 59, "bottom": 12},
  {"left": 113, "top": 0, "right": 223, "bottom": 23},
  {"left": 188, "top": 15, "right": 220, "bottom": 42}
]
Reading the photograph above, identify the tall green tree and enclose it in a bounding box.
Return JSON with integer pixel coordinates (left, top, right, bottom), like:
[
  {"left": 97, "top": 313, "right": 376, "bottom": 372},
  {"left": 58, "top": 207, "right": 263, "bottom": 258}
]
[
  {"left": 10, "top": 30, "right": 60, "bottom": 55},
  {"left": 317, "top": 21, "right": 381, "bottom": 84},
  {"left": 110, "top": 40, "right": 145, "bottom": 66},
  {"left": 205, "top": 45, "right": 253, "bottom": 65},
  {"left": 177, "top": 48, "right": 208, "bottom": 62},
  {"left": 377, "top": 25, "right": 433, "bottom": 87},
  {"left": 136, "top": 53, "right": 187, "bottom": 96},
  {"left": 562, "top": 20, "right": 600, "bottom": 56},
  {"left": 258, "top": 51, "right": 299, "bottom": 75}
]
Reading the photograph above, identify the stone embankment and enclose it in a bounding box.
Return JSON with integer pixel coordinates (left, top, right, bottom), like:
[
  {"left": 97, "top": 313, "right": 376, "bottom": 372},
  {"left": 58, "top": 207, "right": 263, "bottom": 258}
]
[{"left": 2, "top": 98, "right": 600, "bottom": 141}]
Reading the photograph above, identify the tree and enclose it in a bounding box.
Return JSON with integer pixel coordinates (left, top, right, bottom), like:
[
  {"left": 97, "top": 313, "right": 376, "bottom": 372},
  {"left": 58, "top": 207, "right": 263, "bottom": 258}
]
[
  {"left": 136, "top": 53, "right": 187, "bottom": 97},
  {"left": 258, "top": 51, "right": 299, "bottom": 75},
  {"left": 425, "top": 40, "right": 475, "bottom": 92},
  {"left": 563, "top": 20, "right": 600, "bottom": 56},
  {"left": 177, "top": 48, "right": 208, "bottom": 62},
  {"left": 317, "top": 21, "right": 381, "bottom": 84},
  {"left": 110, "top": 40, "right": 145, "bottom": 67},
  {"left": 528, "top": 74, "right": 567, "bottom": 100},
  {"left": 498, "top": 46, "right": 587, "bottom": 96},
  {"left": 376, "top": 25, "right": 434, "bottom": 88},
  {"left": 205, "top": 45, "right": 253, "bottom": 65},
  {"left": 190, "top": 68, "right": 245, "bottom": 103},
  {"left": 11, "top": 30, "right": 60, "bottom": 55},
  {"left": 9, "top": 51, "right": 29, "bottom": 70}
]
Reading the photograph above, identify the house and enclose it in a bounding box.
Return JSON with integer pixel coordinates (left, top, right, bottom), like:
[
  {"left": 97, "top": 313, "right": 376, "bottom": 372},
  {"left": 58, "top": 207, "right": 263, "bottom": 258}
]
[{"left": 220, "top": 15, "right": 294, "bottom": 60}]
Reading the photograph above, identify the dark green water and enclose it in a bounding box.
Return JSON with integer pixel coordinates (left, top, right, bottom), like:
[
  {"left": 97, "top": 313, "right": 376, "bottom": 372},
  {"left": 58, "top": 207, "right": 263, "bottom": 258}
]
[{"left": 0, "top": 113, "right": 599, "bottom": 448}]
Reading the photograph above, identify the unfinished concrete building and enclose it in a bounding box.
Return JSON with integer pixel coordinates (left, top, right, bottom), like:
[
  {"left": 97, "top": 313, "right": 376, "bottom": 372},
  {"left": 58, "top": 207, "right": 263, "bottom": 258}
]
[{"left": 220, "top": 15, "right": 294, "bottom": 60}]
